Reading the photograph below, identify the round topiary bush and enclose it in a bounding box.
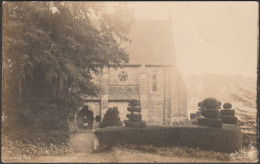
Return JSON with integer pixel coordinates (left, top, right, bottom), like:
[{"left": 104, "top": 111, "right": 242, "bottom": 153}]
[
  {"left": 202, "top": 97, "right": 218, "bottom": 109},
  {"left": 100, "top": 106, "right": 123, "bottom": 128},
  {"left": 223, "top": 103, "right": 232, "bottom": 109}
]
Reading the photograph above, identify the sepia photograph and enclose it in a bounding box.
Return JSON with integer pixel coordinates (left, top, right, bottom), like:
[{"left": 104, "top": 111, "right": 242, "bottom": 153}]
[{"left": 1, "top": 1, "right": 259, "bottom": 163}]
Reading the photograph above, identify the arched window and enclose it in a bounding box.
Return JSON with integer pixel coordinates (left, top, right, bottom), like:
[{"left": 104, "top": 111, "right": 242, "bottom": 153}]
[{"left": 152, "top": 70, "right": 157, "bottom": 92}]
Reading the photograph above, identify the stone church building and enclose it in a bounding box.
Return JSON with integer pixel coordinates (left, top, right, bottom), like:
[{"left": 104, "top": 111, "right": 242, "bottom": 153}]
[{"left": 80, "top": 18, "right": 187, "bottom": 127}]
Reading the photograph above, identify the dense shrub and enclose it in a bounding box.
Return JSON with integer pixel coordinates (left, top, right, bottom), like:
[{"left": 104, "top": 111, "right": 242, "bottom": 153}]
[
  {"left": 100, "top": 107, "right": 123, "bottom": 128},
  {"left": 2, "top": 130, "right": 72, "bottom": 156},
  {"left": 124, "top": 120, "right": 146, "bottom": 128},
  {"left": 223, "top": 103, "right": 232, "bottom": 109},
  {"left": 202, "top": 97, "right": 218, "bottom": 109},
  {"left": 95, "top": 124, "right": 242, "bottom": 153}
]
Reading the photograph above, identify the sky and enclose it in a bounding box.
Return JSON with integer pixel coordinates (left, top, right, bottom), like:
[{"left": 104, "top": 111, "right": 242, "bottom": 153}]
[{"left": 122, "top": 2, "right": 258, "bottom": 77}]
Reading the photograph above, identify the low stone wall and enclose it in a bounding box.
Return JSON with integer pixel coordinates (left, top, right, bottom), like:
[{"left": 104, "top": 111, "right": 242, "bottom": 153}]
[{"left": 95, "top": 124, "right": 242, "bottom": 153}]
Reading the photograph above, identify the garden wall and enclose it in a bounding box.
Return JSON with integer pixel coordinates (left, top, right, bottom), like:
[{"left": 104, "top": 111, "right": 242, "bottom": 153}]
[{"left": 95, "top": 124, "right": 242, "bottom": 153}]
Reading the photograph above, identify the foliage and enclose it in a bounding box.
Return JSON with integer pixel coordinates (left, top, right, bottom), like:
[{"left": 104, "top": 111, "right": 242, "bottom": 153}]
[
  {"left": 202, "top": 97, "right": 218, "bottom": 109},
  {"left": 223, "top": 103, "right": 232, "bottom": 109},
  {"left": 2, "top": 133, "right": 72, "bottom": 156},
  {"left": 100, "top": 106, "right": 123, "bottom": 128},
  {"left": 2, "top": 1, "right": 132, "bottom": 136}
]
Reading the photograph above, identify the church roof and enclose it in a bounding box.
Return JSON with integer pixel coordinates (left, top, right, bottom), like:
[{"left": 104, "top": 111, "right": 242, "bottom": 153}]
[
  {"left": 91, "top": 18, "right": 176, "bottom": 66},
  {"left": 126, "top": 19, "right": 176, "bottom": 65}
]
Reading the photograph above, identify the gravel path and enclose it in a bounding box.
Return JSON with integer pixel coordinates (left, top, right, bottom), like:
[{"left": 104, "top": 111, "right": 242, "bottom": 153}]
[
  {"left": 70, "top": 130, "right": 95, "bottom": 153},
  {"left": 5, "top": 150, "right": 226, "bottom": 163}
]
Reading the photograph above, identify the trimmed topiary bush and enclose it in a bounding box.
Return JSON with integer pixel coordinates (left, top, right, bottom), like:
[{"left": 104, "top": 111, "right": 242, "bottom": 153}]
[
  {"left": 198, "top": 118, "right": 222, "bottom": 128},
  {"left": 202, "top": 97, "right": 218, "bottom": 109},
  {"left": 223, "top": 103, "right": 232, "bottom": 109},
  {"left": 125, "top": 99, "right": 146, "bottom": 128},
  {"left": 201, "top": 109, "right": 220, "bottom": 118},
  {"left": 221, "top": 116, "right": 238, "bottom": 125},
  {"left": 126, "top": 114, "right": 142, "bottom": 122},
  {"left": 95, "top": 125, "right": 242, "bottom": 153},
  {"left": 100, "top": 107, "right": 123, "bottom": 128},
  {"left": 127, "top": 106, "right": 141, "bottom": 113},
  {"left": 220, "top": 109, "right": 235, "bottom": 117},
  {"left": 128, "top": 99, "right": 141, "bottom": 107}
]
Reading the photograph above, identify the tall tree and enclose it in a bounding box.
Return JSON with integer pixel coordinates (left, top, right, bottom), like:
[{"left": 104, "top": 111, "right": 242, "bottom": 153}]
[{"left": 2, "top": 2, "right": 133, "bottom": 132}]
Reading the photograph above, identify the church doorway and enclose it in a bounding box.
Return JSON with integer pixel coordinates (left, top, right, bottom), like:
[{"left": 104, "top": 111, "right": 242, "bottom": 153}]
[{"left": 76, "top": 105, "right": 94, "bottom": 130}]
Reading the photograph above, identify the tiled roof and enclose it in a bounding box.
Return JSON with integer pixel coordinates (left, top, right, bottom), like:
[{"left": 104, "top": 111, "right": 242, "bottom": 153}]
[
  {"left": 126, "top": 19, "right": 176, "bottom": 65},
  {"left": 91, "top": 19, "right": 176, "bottom": 66}
]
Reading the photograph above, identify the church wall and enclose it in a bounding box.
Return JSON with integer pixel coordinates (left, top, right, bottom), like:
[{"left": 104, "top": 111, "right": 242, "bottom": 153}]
[
  {"left": 146, "top": 67, "right": 166, "bottom": 125},
  {"left": 109, "top": 67, "right": 140, "bottom": 86},
  {"left": 84, "top": 65, "right": 187, "bottom": 125},
  {"left": 108, "top": 66, "right": 140, "bottom": 100}
]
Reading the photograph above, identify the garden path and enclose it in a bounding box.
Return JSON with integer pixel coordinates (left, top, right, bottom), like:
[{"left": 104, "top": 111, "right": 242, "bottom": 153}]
[{"left": 70, "top": 130, "right": 95, "bottom": 153}]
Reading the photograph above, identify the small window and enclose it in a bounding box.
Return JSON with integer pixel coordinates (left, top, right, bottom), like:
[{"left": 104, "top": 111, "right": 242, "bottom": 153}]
[
  {"left": 95, "top": 115, "right": 101, "bottom": 122},
  {"left": 152, "top": 70, "right": 157, "bottom": 92},
  {"left": 152, "top": 81, "right": 157, "bottom": 92}
]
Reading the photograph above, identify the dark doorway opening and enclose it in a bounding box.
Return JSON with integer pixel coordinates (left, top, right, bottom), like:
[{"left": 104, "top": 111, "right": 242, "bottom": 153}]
[{"left": 76, "top": 105, "right": 94, "bottom": 130}]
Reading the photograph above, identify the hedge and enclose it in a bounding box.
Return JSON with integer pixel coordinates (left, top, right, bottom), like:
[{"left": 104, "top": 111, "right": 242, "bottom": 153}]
[
  {"left": 124, "top": 120, "right": 146, "bottom": 128},
  {"left": 95, "top": 125, "right": 242, "bottom": 153}
]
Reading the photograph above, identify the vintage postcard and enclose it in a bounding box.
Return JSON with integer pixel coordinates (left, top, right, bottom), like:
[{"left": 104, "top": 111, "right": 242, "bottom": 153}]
[{"left": 2, "top": 1, "right": 258, "bottom": 163}]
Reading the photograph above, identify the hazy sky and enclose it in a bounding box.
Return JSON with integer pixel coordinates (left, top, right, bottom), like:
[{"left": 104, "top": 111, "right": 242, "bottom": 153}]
[{"left": 123, "top": 2, "right": 258, "bottom": 76}]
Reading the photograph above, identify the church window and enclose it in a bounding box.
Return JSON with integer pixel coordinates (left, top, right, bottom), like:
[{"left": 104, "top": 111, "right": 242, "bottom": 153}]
[
  {"left": 152, "top": 70, "right": 157, "bottom": 92},
  {"left": 118, "top": 71, "right": 128, "bottom": 82}
]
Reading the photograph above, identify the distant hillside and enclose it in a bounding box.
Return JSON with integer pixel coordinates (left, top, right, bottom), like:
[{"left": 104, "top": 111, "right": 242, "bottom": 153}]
[
  {"left": 184, "top": 73, "right": 257, "bottom": 138},
  {"left": 183, "top": 74, "right": 256, "bottom": 111}
]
